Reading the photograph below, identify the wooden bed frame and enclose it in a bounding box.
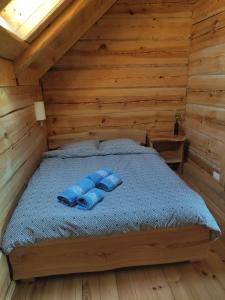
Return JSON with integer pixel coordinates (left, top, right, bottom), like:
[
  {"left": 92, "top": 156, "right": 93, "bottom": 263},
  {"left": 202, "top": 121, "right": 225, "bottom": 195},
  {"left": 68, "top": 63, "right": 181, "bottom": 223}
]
[
  {"left": 9, "top": 226, "right": 210, "bottom": 280},
  {"left": 7, "top": 129, "right": 212, "bottom": 280}
]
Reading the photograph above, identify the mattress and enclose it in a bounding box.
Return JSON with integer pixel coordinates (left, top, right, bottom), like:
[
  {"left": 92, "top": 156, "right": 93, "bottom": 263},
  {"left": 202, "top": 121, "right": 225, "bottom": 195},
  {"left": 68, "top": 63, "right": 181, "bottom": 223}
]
[{"left": 1, "top": 142, "right": 220, "bottom": 254}]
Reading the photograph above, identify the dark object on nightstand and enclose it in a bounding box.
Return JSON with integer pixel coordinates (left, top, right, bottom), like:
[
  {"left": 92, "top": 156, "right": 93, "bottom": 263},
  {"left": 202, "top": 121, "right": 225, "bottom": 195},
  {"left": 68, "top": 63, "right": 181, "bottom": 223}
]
[{"left": 174, "top": 112, "right": 180, "bottom": 136}]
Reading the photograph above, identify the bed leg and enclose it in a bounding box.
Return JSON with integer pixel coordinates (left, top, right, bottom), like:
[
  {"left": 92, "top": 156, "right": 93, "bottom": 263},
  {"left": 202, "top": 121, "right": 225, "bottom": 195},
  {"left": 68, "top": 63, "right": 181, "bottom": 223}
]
[{"left": 20, "top": 278, "right": 35, "bottom": 284}]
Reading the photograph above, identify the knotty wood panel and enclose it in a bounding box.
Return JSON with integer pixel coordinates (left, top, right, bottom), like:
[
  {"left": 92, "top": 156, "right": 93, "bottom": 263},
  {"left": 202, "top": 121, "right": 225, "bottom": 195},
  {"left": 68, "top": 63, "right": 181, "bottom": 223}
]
[
  {"left": 0, "top": 85, "right": 42, "bottom": 117},
  {"left": 107, "top": 0, "right": 195, "bottom": 18},
  {"left": 187, "top": 0, "right": 225, "bottom": 186},
  {"left": 191, "top": 6, "right": 225, "bottom": 52},
  {"left": 0, "top": 85, "right": 46, "bottom": 237},
  {"left": 183, "top": 161, "right": 225, "bottom": 251},
  {"left": 42, "top": 0, "right": 193, "bottom": 144},
  {"left": 55, "top": 40, "right": 189, "bottom": 68},
  {"left": 0, "top": 76, "right": 47, "bottom": 298},
  {"left": 0, "top": 134, "right": 46, "bottom": 236},
  {"left": 82, "top": 18, "right": 191, "bottom": 41},
  {"left": 43, "top": 67, "right": 188, "bottom": 89},
  {"left": 193, "top": 0, "right": 225, "bottom": 23}
]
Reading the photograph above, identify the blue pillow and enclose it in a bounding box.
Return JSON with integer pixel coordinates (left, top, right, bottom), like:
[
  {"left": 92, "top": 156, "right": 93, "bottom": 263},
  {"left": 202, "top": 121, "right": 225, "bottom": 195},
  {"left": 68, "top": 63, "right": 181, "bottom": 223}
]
[{"left": 99, "top": 138, "right": 139, "bottom": 152}]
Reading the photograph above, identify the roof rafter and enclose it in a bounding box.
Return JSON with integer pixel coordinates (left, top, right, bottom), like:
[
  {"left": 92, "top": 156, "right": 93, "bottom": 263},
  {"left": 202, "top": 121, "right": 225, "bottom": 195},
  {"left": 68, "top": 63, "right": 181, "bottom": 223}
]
[
  {"left": 0, "top": 26, "right": 28, "bottom": 60},
  {"left": 0, "top": 0, "right": 11, "bottom": 11},
  {"left": 14, "top": 0, "right": 118, "bottom": 84}
]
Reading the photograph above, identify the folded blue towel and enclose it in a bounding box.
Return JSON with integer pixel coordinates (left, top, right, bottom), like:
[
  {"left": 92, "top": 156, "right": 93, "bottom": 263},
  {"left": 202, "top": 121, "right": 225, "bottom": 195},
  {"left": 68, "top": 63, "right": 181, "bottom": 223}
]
[
  {"left": 77, "top": 188, "right": 104, "bottom": 210},
  {"left": 58, "top": 178, "right": 95, "bottom": 207},
  {"left": 86, "top": 168, "right": 113, "bottom": 184},
  {"left": 96, "top": 173, "right": 122, "bottom": 192}
]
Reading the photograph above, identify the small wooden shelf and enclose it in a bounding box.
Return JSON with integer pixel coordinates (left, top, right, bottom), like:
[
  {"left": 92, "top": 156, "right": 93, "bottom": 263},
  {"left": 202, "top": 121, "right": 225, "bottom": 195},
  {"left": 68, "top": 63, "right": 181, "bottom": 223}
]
[
  {"left": 148, "top": 135, "right": 186, "bottom": 173},
  {"left": 150, "top": 136, "right": 186, "bottom": 143},
  {"left": 160, "top": 150, "right": 182, "bottom": 164}
]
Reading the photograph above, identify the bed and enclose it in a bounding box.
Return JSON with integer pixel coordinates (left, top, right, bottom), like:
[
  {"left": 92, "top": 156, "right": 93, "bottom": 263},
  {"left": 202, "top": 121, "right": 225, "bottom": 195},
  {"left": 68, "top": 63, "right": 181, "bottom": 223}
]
[{"left": 1, "top": 129, "right": 220, "bottom": 280}]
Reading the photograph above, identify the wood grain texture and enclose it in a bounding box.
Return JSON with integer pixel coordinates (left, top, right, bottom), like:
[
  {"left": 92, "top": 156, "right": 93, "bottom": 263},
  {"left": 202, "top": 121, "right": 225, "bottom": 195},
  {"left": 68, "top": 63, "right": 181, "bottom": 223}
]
[
  {"left": 47, "top": 129, "right": 146, "bottom": 149},
  {"left": 11, "top": 251, "right": 225, "bottom": 300},
  {"left": 42, "top": 0, "right": 192, "bottom": 145},
  {"left": 183, "top": 161, "right": 225, "bottom": 252},
  {"left": 107, "top": 0, "right": 195, "bottom": 18},
  {"left": 14, "top": 0, "right": 118, "bottom": 84},
  {"left": 8, "top": 225, "right": 210, "bottom": 280},
  {"left": 0, "top": 81, "right": 46, "bottom": 299},
  {"left": 187, "top": 0, "right": 225, "bottom": 186},
  {"left": 0, "top": 85, "right": 42, "bottom": 117},
  {"left": 0, "top": 27, "right": 28, "bottom": 60},
  {"left": 0, "top": 85, "right": 46, "bottom": 237},
  {"left": 0, "top": 136, "right": 46, "bottom": 238},
  {"left": 0, "top": 59, "right": 16, "bottom": 87}
]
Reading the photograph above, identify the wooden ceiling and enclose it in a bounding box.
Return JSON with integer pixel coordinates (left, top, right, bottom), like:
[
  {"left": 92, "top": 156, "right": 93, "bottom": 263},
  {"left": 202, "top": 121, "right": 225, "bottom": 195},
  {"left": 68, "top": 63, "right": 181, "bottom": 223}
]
[
  {"left": 0, "top": 0, "right": 200, "bottom": 84},
  {"left": 0, "top": 0, "right": 118, "bottom": 84}
]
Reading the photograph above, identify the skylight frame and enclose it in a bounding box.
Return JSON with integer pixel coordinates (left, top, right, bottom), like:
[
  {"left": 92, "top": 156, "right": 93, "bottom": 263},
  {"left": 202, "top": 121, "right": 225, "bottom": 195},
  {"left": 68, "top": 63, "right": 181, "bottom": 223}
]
[{"left": 0, "top": 0, "right": 71, "bottom": 42}]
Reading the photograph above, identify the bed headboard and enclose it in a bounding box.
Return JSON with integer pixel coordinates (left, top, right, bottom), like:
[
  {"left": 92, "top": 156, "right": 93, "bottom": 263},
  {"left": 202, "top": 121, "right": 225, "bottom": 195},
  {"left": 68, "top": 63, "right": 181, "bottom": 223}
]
[{"left": 48, "top": 129, "right": 147, "bottom": 149}]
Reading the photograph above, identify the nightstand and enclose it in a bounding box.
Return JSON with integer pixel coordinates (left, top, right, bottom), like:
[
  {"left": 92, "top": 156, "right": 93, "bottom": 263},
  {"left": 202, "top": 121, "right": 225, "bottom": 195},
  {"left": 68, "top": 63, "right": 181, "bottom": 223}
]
[{"left": 148, "top": 135, "right": 186, "bottom": 173}]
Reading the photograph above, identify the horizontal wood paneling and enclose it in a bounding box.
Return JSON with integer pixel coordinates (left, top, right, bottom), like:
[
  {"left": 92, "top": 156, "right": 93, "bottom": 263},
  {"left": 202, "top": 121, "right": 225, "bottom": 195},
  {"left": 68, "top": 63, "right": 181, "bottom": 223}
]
[
  {"left": 44, "top": 87, "right": 187, "bottom": 104},
  {"left": 191, "top": 5, "right": 225, "bottom": 52},
  {"left": 0, "top": 134, "right": 46, "bottom": 237},
  {"left": 107, "top": 0, "right": 195, "bottom": 18},
  {"left": 193, "top": 0, "right": 225, "bottom": 23},
  {"left": 82, "top": 18, "right": 191, "bottom": 41},
  {"left": 183, "top": 161, "right": 225, "bottom": 250},
  {"left": 0, "top": 125, "right": 45, "bottom": 193},
  {"left": 0, "top": 77, "right": 46, "bottom": 298},
  {"left": 187, "top": 0, "right": 225, "bottom": 186},
  {"left": 0, "top": 85, "right": 46, "bottom": 237},
  {"left": 46, "top": 102, "right": 185, "bottom": 116},
  {"left": 187, "top": 90, "right": 225, "bottom": 108},
  {"left": 186, "top": 104, "right": 225, "bottom": 143},
  {"left": 189, "top": 43, "right": 225, "bottom": 76},
  {"left": 55, "top": 40, "right": 189, "bottom": 68},
  {"left": 0, "top": 86, "right": 42, "bottom": 117},
  {"left": 47, "top": 110, "right": 182, "bottom": 128},
  {"left": 186, "top": 128, "right": 223, "bottom": 172},
  {"left": 43, "top": 67, "right": 188, "bottom": 89},
  {"left": 0, "top": 106, "right": 35, "bottom": 155},
  {"left": 42, "top": 0, "right": 192, "bottom": 145}
]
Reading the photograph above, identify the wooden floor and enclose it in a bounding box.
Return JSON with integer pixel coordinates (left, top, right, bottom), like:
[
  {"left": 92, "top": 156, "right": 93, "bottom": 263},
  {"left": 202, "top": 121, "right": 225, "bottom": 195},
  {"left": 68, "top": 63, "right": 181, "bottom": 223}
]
[{"left": 12, "top": 249, "right": 225, "bottom": 300}]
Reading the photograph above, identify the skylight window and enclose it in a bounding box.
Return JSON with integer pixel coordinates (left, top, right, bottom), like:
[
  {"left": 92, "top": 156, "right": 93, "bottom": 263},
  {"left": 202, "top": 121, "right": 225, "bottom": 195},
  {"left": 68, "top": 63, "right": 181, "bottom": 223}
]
[{"left": 0, "top": 0, "right": 67, "bottom": 41}]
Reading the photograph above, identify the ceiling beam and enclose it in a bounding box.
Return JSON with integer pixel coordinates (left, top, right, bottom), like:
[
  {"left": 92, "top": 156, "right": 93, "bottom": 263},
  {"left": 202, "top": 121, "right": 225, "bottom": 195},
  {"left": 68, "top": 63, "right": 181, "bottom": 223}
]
[
  {"left": 0, "top": 26, "right": 28, "bottom": 60},
  {"left": 0, "top": 0, "right": 10, "bottom": 11},
  {"left": 14, "top": 0, "right": 118, "bottom": 85}
]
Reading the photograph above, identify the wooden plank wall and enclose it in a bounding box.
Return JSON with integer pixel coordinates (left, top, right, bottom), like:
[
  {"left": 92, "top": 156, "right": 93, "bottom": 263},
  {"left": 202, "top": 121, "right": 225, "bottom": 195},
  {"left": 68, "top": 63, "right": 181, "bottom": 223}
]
[
  {"left": 0, "top": 59, "right": 47, "bottom": 299},
  {"left": 184, "top": 0, "right": 225, "bottom": 252},
  {"left": 183, "top": 161, "right": 225, "bottom": 259},
  {"left": 187, "top": 0, "right": 225, "bottom": 182},
  {"left": 42, "top": 0, "right": 195, "bottom": 148}
]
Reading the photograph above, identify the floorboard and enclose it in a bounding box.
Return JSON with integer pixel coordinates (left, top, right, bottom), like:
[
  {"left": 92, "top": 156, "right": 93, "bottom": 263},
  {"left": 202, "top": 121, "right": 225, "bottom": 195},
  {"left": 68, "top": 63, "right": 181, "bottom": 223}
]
[{"left": 12, "top": 250, "right": 225, "bottom": 300}]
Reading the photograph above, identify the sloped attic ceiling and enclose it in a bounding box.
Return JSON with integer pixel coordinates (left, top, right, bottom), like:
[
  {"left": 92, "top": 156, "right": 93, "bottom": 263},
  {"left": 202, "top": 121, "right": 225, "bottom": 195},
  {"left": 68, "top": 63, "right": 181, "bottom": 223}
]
[{"left": 0, "top": 0, "right": 117, "bottom": 84}]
